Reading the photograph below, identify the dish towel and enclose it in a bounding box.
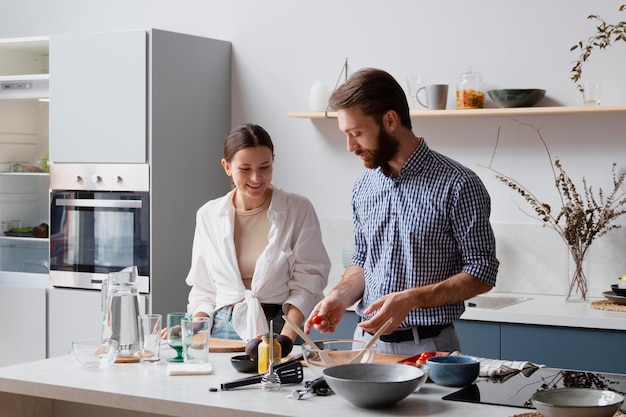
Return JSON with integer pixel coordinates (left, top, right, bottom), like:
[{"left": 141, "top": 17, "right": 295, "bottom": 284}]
[
  {"left": 167, "top": 363, "right": 213, "bottom": 376},
  {"left": 479, "top": 358, "right": 544, "bottom": 378},
  {"left": 449, "top": 351, "right": 544, "bottom": 378}
]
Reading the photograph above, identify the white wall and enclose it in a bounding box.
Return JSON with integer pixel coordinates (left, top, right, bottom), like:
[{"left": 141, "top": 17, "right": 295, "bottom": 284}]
[{"left": 1, "top": 0, "right": 624, "bottom": 297}]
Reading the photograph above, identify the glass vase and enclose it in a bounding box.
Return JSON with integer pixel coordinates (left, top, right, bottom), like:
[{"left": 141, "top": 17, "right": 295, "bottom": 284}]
[{"left": 566, "top": 246, "right": 590, "bottom": 302}]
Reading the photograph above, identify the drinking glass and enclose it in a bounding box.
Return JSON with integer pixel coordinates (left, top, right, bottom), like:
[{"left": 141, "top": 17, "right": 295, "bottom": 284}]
[
  {"left": 406, "top": 74, "right": 423, "bottom": 109},
  {"left": 167, "top": 312, "right": 189, "bottom": 362},
  {"left": 138, "top": 313, "right": 162, "bottom": 364},
  {"left": 181, "top": 316, "right": 211, "bottom": 363},
  {"left": 582, "top": 81, "right": 601, "bottom": 106}
]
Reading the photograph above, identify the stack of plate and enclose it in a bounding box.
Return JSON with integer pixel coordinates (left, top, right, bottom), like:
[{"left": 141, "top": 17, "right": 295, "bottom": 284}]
[{"left": 603, "top": 284, "right": 626, "bottom": 305}]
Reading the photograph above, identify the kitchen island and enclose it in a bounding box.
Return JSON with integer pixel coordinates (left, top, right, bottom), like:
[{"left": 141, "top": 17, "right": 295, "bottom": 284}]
[{"left": 1, "top": 346, "right": 535, "bottom": 417}]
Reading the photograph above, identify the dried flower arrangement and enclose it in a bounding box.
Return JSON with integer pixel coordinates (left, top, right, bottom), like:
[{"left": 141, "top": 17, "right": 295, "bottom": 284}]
[
  {"left": 481, "top": 121, "right": 626, "bottom": 301},
  {"left": 570, "top": 4, "right": 626, "bottom": 92}
]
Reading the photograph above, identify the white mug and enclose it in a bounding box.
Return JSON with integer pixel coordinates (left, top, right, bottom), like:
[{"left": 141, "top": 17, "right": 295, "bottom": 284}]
[{"left": 417, "top": 84, "right": 449, "bottom": 110}]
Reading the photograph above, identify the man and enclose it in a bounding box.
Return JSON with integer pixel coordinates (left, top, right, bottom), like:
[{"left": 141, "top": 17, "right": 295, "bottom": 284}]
[{"left": 304, "top": 68, "right": 499, "bottom": 355}]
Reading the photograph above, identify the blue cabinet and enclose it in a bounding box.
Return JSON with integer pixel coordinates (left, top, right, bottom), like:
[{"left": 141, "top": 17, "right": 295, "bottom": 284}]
[{"left": 456, "top": 320, "right": 626, "bottom": 374}]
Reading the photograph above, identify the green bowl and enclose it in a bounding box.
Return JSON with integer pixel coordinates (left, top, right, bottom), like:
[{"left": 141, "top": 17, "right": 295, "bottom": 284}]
[{"left": 488, "top": 89, "right": 546, "bottom": 108}]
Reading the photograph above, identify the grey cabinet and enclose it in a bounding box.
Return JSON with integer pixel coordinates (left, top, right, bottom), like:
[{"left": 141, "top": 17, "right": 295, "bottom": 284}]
[{"left": 456, "top": 320, "right": 626, "bottom": 374}]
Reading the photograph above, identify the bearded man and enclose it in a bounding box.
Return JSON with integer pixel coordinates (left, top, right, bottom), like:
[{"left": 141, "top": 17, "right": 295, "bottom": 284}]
[{"left": 304, "top": 68, "right": 499, "bottom": 356}]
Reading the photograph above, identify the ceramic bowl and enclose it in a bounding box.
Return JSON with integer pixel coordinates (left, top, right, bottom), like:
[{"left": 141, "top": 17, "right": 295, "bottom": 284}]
[
  {"left": 302, "top": 339, "right": 376, "bottom": 377},
  {"left": 322, "top": 363, "right": 425, "bottom": 408},
  {"left": 531, "top": 388, "right": 624, "bottom": 417},
  {"left": 487, "top": 89, "right": 546, "bottom": 108},
  {"left": 611, "top": 284, "right": 626, "bottom": 297},
  {"left": 71, "top": 338, "right": 118, "bottom": 368},
  {"left": 230, "top": 354, "right": 257, "bottom": 373},
  {"left": 426, "top": 355, "right": 480, "bottom": 387}
]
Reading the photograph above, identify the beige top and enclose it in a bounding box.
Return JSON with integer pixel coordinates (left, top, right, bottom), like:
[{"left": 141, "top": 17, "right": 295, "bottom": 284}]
[{"left": 234, "top": 196, "right": 271, "bottom": 289}]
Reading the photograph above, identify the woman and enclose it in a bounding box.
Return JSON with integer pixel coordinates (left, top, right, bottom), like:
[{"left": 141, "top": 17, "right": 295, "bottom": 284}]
[{"left": 185, "top": 124, "right": 330, "bottom": 343}]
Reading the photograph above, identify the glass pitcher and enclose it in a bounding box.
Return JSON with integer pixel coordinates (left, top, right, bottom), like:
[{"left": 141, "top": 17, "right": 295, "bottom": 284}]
[{"left": 101, "top": 266, "right": 141, "bottom": 357}]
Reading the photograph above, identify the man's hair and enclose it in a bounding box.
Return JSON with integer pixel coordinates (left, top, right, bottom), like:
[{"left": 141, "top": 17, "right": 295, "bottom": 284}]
[{"left": 328, "top": 68, "right": 412, "bottom": 130}]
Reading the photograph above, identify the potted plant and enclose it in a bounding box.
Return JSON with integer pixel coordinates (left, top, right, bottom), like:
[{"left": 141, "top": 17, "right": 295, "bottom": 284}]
[
  {"left": 570, "top": 4, "right": 626, "bottom": 92},
  {"left": 481, "top": 122, "right": 626, "bottom": 301}
]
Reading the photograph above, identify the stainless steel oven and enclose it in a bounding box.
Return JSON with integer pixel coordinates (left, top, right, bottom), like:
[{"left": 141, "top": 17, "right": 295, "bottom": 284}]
[{"left": 49, "top": 164, "right": 150, "bottom": 293}]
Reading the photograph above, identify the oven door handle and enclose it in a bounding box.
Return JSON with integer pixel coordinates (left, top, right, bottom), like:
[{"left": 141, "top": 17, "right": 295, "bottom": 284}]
[{"left": 56, "top": 198, "right": 143, "bottom": 209}]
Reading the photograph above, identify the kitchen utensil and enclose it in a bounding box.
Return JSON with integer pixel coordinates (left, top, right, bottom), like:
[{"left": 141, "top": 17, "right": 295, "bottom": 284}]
[
  {"left": 531, "top": 388, "right": 624, "bottom": 417},
  {"left": 322, "top": 363, "right": 425, "bottom": 408},
  {"left": 302, "top": 340, "right": 377, "bottom": 377},
  {"left": 260, "top": 320, "right": 281, "bottom": 391},
  {"left": 220, "top": 359, "right": 303, "bottom": 390},
  {"left": 349, "top": 317, "right": 393, "bottom": 364},
  {"left": 426, "top": 355, "right": 480, "bottom": 387},
  {"left": 101, "top": 266, "right": 141, "bottom": 359},
  {"left": 288, "top": 377, "right": 330, "bottom": 400},
  {"left": 282, "top": 315, "right": 333, "bottom": 366}
]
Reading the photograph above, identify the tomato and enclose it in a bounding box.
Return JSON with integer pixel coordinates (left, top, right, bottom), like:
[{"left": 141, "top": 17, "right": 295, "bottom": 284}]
[
  {"left": 415, "top": 351, "right": 435, "bottom": 365},
  {"left": 312, "top": 315, "right": 322, "bottom": 325}
]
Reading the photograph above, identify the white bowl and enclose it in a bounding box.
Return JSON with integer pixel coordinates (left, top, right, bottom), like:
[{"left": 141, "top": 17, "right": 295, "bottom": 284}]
[
  {"left": 323, "top": 363, "right": 425, "bottom": 408},
  {"left": 531, "top": 388, "right": 624, "bottom": 417},
  {"left": 71, "top": 338, "right": 118, "bottom": 368},
  {"left": 302, "top": 339, "right": 376, "bottom": 377}
]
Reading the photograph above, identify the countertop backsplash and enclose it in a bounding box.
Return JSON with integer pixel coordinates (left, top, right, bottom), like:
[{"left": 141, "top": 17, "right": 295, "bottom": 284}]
[{"left": 320, "top": 219, "right": 626, "bottom": 299}]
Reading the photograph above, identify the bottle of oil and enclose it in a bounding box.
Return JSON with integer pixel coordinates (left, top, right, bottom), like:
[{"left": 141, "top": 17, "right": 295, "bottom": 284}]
[{"left": 257, "top": 333, "right": 281, "bottom": 374}]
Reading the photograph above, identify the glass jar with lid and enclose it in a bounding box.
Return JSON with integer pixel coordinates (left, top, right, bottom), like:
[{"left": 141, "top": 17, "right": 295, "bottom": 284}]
[{"left": 456, "top": 68, "right": 485, "bottom": 109}]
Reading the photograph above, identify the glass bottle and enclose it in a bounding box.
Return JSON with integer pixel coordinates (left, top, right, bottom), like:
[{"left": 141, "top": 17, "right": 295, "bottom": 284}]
[
  {"left": 257, "top": 333, "right": 281, "bottom": 374},
  {"left": 456, "top": 68, "right": 485, "bottom": 109}
]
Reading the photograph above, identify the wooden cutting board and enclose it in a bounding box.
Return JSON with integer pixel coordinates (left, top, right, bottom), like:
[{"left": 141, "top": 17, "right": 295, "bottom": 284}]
[
  {"left": 372, "top": 353, "right": 408, "bottom": 364},
  {"left": 209, "top": 337, "right": 247, "bottom": 353}
]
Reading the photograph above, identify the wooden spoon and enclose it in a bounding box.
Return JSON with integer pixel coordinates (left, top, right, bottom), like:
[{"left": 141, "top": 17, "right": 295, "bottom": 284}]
[
  {"left": 282, "top": 315, "right": 334, "bottom": 366},
  {"left": 349, "top": 317, "right": 394, "bottom": 364}
]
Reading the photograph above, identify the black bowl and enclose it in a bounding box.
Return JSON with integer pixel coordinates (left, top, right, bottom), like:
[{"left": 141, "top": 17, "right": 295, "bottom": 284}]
[
  {"left": 611, "top": 285, "right": 626, "bottom": 297},
  {"left": 488, "top": 89, "right": 546, "bottom": 108},
  {"left": 230, "top": 354, "right": 257, "bottom": 373}
]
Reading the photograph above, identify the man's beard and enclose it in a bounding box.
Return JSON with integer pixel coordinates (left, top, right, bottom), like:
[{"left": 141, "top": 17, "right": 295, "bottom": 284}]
[{"left": 364, "top": 125, "right": 399, "bottom": 172}]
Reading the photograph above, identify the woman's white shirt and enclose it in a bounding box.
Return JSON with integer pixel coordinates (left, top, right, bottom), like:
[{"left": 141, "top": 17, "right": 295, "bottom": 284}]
[{"left": 185, "top": 186, "right": 330, "bottom": 340}]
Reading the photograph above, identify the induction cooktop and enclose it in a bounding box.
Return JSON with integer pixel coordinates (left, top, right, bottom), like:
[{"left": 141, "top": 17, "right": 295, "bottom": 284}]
[{"left": 443, "top": 367, "right": 626, "bottom": 411}]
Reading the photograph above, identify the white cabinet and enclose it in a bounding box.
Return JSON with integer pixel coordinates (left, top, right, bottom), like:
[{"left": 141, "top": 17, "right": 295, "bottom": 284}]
[
  {"left": 0, "top": 284, "right": 47, "bottom": 366},
  {"left": 49, "top": 30, "right": 146, "bottom": 163},
  {"left": 47, "top": 27, "right": 232, "bottom": 319},
  {"left": 47, "top": 288, "right": 103, "bottom": 358},
  {"left": 0, "top": 37, "right": 50, "bottom": 276}
]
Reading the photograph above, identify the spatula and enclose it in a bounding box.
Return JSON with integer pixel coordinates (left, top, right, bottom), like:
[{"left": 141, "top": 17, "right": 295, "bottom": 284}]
[
  {"left": 282, "top": 315, "right": 334, "bottom": 366},
  {"left": 220, "top": 360, "right": 303, "bottom": 390},
  {"left": 348, "top": 317, "right": 394, "bottom": 364}
]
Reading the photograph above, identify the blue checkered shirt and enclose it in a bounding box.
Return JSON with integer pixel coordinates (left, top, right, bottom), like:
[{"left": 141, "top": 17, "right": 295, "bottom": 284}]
[{"left": 351, "top": 139, "right": 499, "bottom": 327}]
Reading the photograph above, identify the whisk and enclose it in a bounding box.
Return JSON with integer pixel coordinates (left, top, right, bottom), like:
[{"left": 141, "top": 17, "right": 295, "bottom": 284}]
[{"left": 261, "top": 319, "right": 281, "bottom": 391}]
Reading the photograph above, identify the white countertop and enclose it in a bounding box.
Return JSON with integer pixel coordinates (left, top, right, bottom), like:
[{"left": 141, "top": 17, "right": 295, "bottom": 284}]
[
  {"left": 460, "top": 292, "right": 626, "bottom": 331},
  {"left": 0, "top": 345, "right": 535, "bottom": 417}
]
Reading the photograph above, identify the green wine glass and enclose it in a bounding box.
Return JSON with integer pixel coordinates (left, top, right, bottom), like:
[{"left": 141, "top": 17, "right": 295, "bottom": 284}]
[{"left": 167, "top": 312, "right": 189, "bottom": 362}]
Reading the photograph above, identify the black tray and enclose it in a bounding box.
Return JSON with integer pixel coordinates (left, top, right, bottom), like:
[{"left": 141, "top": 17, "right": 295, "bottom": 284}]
[{"left": 4, "top": 231, "right": 34, "bottom": 237}]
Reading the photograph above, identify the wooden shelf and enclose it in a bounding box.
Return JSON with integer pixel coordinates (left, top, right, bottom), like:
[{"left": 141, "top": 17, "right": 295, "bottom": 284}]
[{"left": 287, "top": 105, "right": 626, "bottom": 119}]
